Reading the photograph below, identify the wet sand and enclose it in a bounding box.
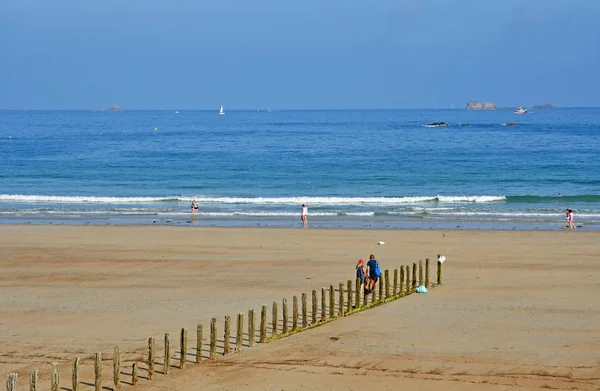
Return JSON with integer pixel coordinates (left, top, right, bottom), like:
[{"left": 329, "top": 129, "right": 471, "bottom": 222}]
[{"left": 1, "top": 225, "right": 599, "bottom": 390}]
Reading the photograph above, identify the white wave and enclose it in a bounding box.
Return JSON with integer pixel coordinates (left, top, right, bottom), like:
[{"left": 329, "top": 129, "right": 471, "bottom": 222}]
[{"left": 0, "top": 194, "right": 506, "bottom": 205}]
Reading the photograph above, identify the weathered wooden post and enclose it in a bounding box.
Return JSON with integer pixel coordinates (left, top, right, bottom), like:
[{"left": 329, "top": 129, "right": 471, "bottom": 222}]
[
  {"left": 113, "top": 346, "right": 121, "bottom": 391},
  {"left": 320, "top": 288, "right": 326, "bottom": 321},
  {"left": 164, "top": 333, "right": 171, "bottom": 374},
  {"left": 292, "top": 296, "right": 298, "bottom": 331},
  {"left": 425, "top": 258, "right": 430, "bottom": 288},
  {"left": 378, "top": 274, "right": 384, "bottom": 302},
  {"left": 210, "top": 317, "right": 217, "bottom": 358},
  {"left": 236, "top": 312, "right": 244, "bottom": 351},
  {"left": 301, "top": 293, "right": 308, "bottom": 328},
  {"left": 6, "top": 374, "right": 17, "bottom": 391},
  {"left": 30, "top": 369, "right": 39, "bottom": 391},
  {"left": 419, "top": 260, "right": 423, "bottom": 286},
  {"left": 346, "top": 280, "right": 352, "bottom": 312},
  {"left": 131, "top": 363, "right": 138, "bottom": 386},
  {"left": 329, "top": 285, "right": 335, "bottom": 318},
  {"left": 224, "top": 315, "right": 231, "bottom": 354},
  {"left": 412, "top": 263, "right": 417, "bottom": 289},
  {"left": 148, "top": 337, "right": 155, "bottom": 379},
  {"left": 355, "top": 278, "right": 361, "bottom": 309},
  {"left": 371, "top": 281, "right": 376, "bottom": 303},
  {"left": 94, "top": 353, "right": 102, "bottom": 391},
  {"left": 393, "top": 269, "right": 398, "bottom": 295},
  {"left": 248, "top": 309, "right": 255, "bottom": 347},
  {"left": 271, "top": 302, "right": 278, "bottom": 337},
  {"left": 180, "top": 328, "right": 187, "bottom": 368},
  {"left": 384, "top": 270, "right": 390, "bottom": 299},
  {"left": 196, "top": 324, "right": 203, "bottom": 363},
  {"left": 437, "top": 254, "right": 443, "bottom": 285},
  {"left": 51, "top": 362, "right": 60, "bottom": 391},
  {"left": 282, "top": 298, "right": 288, "bottom": 334},
  {"left": 405, "top": 265, "right": 411, "bottom": 294},
  {"left": 311, "top": 289, "right": 318, "bottom": 324},
  {"left": 400, "top": 266, "right": 405, "bottom": 294},
  {"left": 259, "top": 305, "right": 267, "bottom": 343},
  {"left": 339, "top": 282, "right": 344, "bottom": 316}
]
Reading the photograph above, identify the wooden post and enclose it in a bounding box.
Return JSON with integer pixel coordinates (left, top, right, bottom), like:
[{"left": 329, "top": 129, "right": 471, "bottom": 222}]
[
  {"left": 271, "top": 302, "right": 278, "bottom": 337},
  {"left": 320, "top": 288, "right": 326, "bottom": 321},
  {"left": 131, "top": 363, "right": 138, "bottom": 386},
  {"left": 94, "top": 353, "right": 102, "bottom": 391},
  {"left": 339, "top": 282, "right": 344, "bottom": 316},
  {"left": 6, "top": 374, "right": 17, "bottom": 391},
  {"left": 210, "top": 317, "right": 217, "bottom": 358},
  {"left": 311, "top": 289, "right": 318, "bottom": 324},
  {"left": 259, "top": 305, "right": 267, "bottom": 343},
  {"left": 346, "top": 280, "right": 352, "bottom": 312},
  {"left": 329, "top": 285, "right": 335, "bottom": 318},
  {"left": 164, "top": 333, "right": 170, "bottom": 374},
  {"left": 378, "top": 274, "right": 383, "bottom": 302},
  {"left": 355, "top": 278, "right": 361, "bottom": 309},
  {"left": 180, "top": 328, "right": 187, "bottom": 368},
  {"left": 437, "top": 254, "right": 443, "bottom": 285},
  {"left": 148, "top": 337, "right": 155, "bottom": 379},
  {"left": 224, "top": 315, "right": 231, "bottom": 354},
  {"left": 113, "top": 346, "right": 121, "bottom": 391},
  {"left": 51, "top": 362, "right": 60, "bottom": 391},
  {"left": 196, "top": 324, "right": 203, "bottom": 363},
  {"left": 282, "top": 298, "right": 288, "bottom": 334},
  {"left": 248, "top": 309, "right": 255, "bottom": 347},
  {"left": 364, "top": 282, "right": 369, "bottom": 306},
  {"left": 30, "top": 369, "right": 38, "bottom": 391},
  {"left": 405, "top": 265, "right": 411, "bottom": 294},
  {"left": 301, "top": 293, "right": 308, "bottom": 328},
  {"left": 292, "top": 296, "right": 298, "bottom": 331},
  {"left": 412, "top": 262, "right": 417, "bottom": 289},
  {"left": 371, "top": 281, "right": 376, "bottom": 303},
  {"left": 425, "top": 258, "right": 430, "bottom": 288},
  {"left": 393, "top": 269, "right": 398, "bottom": 295},
  {"left": 400, "top": 266, "right": 405, "bottom": 294},
  {"left": 236, "top": 312, "right": 244, "bottom": 351},
  {"left": 384, "top": 269, "right": 390, "bottom": 299},
  {"left": 419, "top": 260, "right": 423, "bottom": 286}
]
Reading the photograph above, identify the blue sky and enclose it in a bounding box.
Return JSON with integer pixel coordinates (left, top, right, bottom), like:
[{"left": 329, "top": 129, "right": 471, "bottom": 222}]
[{"left": 1, "top": 0, "right": 599, "bottom": 109}]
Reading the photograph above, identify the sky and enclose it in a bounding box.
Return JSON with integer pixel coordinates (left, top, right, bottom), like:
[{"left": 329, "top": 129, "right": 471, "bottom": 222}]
[{"left": 1, "top": 0, "right": 599, "bottom": 110}]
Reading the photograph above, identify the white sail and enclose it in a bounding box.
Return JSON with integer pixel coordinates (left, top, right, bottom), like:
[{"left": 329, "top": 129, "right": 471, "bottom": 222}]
[{"left": 219, "top": 105, "right": 225, "bottom": 115}]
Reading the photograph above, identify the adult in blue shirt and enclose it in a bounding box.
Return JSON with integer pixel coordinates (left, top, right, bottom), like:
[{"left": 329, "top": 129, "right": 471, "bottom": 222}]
[{"left": 365, "top": 254, "right": 380, "bottom": 294}]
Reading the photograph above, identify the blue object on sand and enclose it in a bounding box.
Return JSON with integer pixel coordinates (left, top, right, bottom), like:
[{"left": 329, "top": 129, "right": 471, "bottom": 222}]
[{"left": 416, "top": 285, "right": 428, "bottom": 293}]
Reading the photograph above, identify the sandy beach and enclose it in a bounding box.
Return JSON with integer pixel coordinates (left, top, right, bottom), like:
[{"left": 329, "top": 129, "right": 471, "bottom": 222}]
[{"left": 1, "top": 225, "right": 599, "bottom": 390}]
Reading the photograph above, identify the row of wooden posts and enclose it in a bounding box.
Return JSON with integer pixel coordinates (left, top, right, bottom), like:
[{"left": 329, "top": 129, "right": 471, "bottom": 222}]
[{"left": 6, "top": 257, "right": 443, "bottom": 391}]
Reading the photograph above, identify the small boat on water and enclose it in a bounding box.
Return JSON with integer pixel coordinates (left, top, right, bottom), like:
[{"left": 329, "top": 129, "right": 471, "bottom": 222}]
[
  {"left": 219, "top": 105, "right": 225, "bottom": 115},
  {"left": 514, "top": 107, "right": 527, "bottom": 114}
]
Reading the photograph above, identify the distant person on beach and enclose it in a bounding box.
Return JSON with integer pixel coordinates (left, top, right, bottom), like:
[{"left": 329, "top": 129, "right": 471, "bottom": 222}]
[
  {"left": 562, "top": 209, "right": 575, "bottom": 230},
  {"left": 365, "top": 254, "right": 380, "bottom": 294},
  {"left": 356, "top": 259, "right": 366, "bottom": 297},
  {"left": 301, "top": 204, "right": 307, "bottom": 226},
  {"left": 191, "top": 199, "right": 199, "bottom": 214}
]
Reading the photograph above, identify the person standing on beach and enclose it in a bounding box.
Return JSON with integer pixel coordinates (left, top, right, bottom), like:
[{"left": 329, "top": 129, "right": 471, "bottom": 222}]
[
  {"left": 301, "top": 204, "right": 307, "bottom": 226},
  {"left": 568, "top": 209, "right": 576, "bottom": 230},
  {"left": 356, "top": 259, "right": 366, "bottom": 299},
  {"left": 365, "top": 254, "right": 380, "bottom": 294},
  {"left": 191, "top": 199, "right": 199, "bottom": 214}
]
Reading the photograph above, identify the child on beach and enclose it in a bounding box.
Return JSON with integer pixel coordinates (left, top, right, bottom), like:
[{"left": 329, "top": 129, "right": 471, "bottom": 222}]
[
  {"left": 562, "top": 209, "right": 576, "bottom": 230},
  {"left": 301, "top": 204, "right": 307, "bottom": 226},
  {"left": 356, "top": 259, "right": 366, "bottom": 298}
]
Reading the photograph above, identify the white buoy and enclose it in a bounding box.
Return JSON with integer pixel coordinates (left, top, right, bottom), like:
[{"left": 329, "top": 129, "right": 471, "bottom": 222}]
[
  {"left": 154, "top": 127, "right": 158, "bottom": 130},
  {"left": 378, "top": 241, "right": 385, "bottom": 245}
]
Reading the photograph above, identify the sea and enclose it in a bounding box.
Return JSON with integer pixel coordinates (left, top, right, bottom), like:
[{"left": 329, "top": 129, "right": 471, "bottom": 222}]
[{"left": 1, "top": 108, "right": 599, "bottom": 230}]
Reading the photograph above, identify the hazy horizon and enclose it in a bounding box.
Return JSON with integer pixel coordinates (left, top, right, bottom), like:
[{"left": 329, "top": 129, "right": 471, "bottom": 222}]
[{"left": 1, "top": 0, "right": 599, "bottom": 110}]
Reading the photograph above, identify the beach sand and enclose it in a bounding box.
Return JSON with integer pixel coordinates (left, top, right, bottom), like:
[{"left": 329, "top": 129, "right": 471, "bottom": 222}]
[{"left": 1, "top": 225, "right": 599, "bottom": 390}]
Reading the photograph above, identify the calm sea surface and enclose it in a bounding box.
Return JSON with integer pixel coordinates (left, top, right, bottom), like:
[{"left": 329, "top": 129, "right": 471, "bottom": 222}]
[{"left": 1, "top": 109, "right": 599, "bottom": 230}]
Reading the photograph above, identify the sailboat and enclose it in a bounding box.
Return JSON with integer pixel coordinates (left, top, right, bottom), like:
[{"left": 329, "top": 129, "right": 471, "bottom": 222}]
[{"left": 219, "top": 105, "right": 225, "bottom": 115}]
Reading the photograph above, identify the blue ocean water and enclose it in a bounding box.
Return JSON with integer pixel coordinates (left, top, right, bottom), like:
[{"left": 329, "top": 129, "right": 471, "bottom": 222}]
[{"left": 1, "top": 108, "right": 599, "bottom": 230}]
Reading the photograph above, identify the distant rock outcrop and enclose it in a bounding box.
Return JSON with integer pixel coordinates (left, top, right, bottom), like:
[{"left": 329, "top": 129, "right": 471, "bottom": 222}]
[
  {"left": 93, "top": 105, "right": 123, "bottom": 112},
  {"left": 533, "top": 104, "right": 557, "bottom": 109},
  {"left": 466, "top": 101, "right": 496, "bottom": 110}
]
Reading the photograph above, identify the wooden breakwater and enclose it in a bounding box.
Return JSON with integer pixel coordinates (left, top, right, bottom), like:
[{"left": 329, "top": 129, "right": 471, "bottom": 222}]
[{"left": 5, "top": 257, "right": 444, "bottom": 390}]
